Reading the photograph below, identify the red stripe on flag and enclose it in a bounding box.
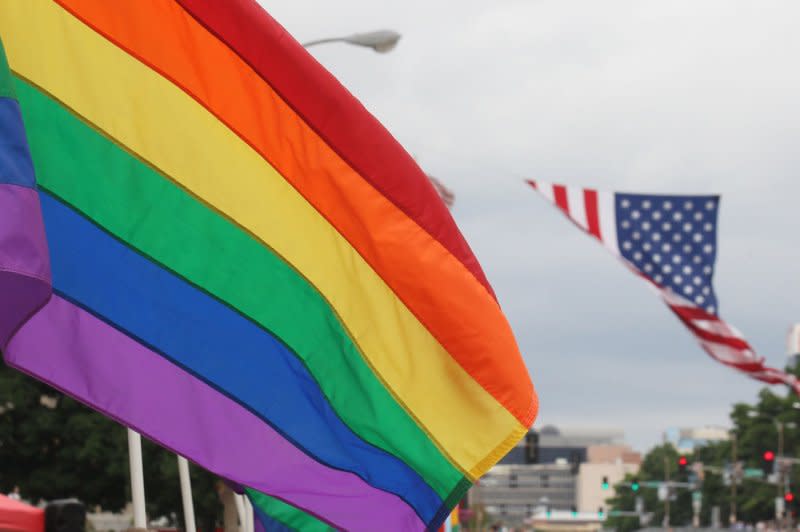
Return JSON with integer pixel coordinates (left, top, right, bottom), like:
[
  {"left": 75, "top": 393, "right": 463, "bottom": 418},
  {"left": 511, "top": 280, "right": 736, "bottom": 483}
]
[
  {"left": 670, "top": 305, "right": 714, "bottom": 321},
  {"left": 584, "top": 189, "right": 601, "bottom": 239},
  {"left": 553, "top": 185, "right": 569, "bottom": 214},
  {"left": 175, "top": 0, "right": 496, "bottom": 300},
  {"left": 668, "top": 306, "right": 751, "bottom": 351},
  {"left": 690, "top": 329, "right": 751, "bottom": 351}
]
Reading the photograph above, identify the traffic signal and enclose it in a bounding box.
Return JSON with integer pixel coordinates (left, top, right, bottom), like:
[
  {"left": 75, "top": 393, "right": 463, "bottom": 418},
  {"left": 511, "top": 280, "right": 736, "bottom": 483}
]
[
  {"left": 763, "top": 450, "right": 776, "bottom": 475},
  {"left": 545, "top": 507, "right": 552, "bottom": 519},
  {"left": 678, "top": 456, "right": 688, "bottom": 473},
  {"left": 786, "top": 492, "right": 795, "bottom": 503},
  {"left": 601, "top": 476, "right": 609, "bottom": 490},
  {"left": 571, "top": 506, "right": 578, "bottom": 518},
  {"left": 569, "top": 450, "right": 582, "bottom": 475},
  {"left": 525, "top": 431, "right": 539, "bottom": 464},
  {"left": 631, "top": 477, "right": 640, "bottom": 492},
  {"left": 598, "top": 507, "right": 605, "bottom": 519}
]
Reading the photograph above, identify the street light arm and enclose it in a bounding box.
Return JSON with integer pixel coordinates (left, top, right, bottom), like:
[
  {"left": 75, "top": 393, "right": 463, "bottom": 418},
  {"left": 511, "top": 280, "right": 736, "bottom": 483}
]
[{"left": 302, "top": 37, "right": 349, "bottom": 48}]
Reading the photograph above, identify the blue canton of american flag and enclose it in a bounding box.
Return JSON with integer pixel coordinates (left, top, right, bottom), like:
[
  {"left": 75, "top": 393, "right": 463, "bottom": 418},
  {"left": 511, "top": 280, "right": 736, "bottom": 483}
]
[
  {"left": 615, "top": 194, "right": 719, "bottom": 314},
  {"left": 527, "top": 179, "right": 800, "bottom": 394}
]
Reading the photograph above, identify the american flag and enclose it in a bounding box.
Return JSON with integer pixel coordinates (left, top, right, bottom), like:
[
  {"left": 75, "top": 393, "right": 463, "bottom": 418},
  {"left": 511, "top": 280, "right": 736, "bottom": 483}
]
[{"left": 528, "top": 179, "right": 799, "bottom": 393}]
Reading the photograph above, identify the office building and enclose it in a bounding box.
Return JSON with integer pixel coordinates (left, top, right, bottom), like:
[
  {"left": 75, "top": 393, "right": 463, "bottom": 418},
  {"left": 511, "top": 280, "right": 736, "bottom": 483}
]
[{"left": 470, "top": 426, "right": 640, "bottom": 527}]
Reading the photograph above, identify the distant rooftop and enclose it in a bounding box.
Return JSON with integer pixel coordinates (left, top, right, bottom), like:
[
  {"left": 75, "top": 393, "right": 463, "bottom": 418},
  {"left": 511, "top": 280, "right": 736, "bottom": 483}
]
[
  {"left": 537, "top": 425, "right": 625, "bottom": 447},
  {"left": 663, "top": 425, "right": 730, "bottom": 453}
]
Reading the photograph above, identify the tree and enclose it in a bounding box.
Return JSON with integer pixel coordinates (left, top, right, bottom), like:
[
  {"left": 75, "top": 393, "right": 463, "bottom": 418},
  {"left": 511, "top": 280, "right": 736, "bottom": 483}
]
[
  {"left": 0, "top": 360, "right": 222, "bottom": 530},
  {"left": 605, "top": 444, "right": 693, "bottom": 531},
  {"left": 606, "top": 362, "right": 800, "bottom": 529},
  {"left": 0, "top": 360, "right": 129, "bottom": 509},
  {"left": 141, "top": 439, "right": 222, "bottom": 532}
]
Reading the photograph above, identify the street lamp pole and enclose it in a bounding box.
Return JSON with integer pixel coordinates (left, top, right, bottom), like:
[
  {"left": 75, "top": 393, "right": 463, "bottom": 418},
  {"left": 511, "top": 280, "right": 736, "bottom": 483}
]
[
  {"left": 778, "top": 421, "right": 785, "bottom": 527},
  {"left": 663, "top": 455, "right": 670, "bottom": 529},
  {"left": 730, "top": 431, "right": 738, "bottom": 525},
  {"left": 300, "top": 28, "right": 455, "bottom": 209}
]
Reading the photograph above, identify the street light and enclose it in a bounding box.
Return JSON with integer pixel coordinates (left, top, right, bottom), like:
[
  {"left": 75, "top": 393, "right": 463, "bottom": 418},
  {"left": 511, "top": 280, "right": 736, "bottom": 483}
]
[
  {"left": 303, "top": 30, "right": 401, "bottom": 53},
  {"left": 300, "top": 30, "right": 456, "bottom": 209},
  {"left": 770, "top": 420, "right": 798, "bottom": 527}
]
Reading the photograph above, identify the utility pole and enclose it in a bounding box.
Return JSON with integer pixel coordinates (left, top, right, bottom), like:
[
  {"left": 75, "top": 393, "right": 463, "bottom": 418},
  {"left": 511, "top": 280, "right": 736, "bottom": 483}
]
[
  {"left": 778, "top": 421, "right": 785, "bottom": 528},
  {"left": 664, "top": 455, "right": 670, "bottom": 529},
  {"left": 731, "top": 432, "right": 738, "bottom": 525},
  {"left": 473, "top": 479, "right": 483, "bottom": 531}
]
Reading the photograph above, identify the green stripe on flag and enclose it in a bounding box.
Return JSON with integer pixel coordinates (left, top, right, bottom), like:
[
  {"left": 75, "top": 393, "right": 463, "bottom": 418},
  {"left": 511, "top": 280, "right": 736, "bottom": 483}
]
[
  {"left": 14, "top": 76, "right": 464, "bottom": 500},
  {"left": 248, "top": 489, "right": 333, "bottom": 532},
  {"left": 0, "top": 38, "right": 16, "bottom": 99}
]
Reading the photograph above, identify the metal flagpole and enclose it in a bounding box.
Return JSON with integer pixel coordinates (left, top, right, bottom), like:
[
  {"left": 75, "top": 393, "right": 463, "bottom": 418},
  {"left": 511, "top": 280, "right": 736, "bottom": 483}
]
[
  {"left": 663, "top": 455, "right": 670, "bottom": 529},
  {"left": 177, "top": 456, "right": 196, "bottom": 532},
  {"left": 730, "top": 432, "right": 738, "bottom": 524},
  {"left": 127, "top": 428, "right": 147, "bottom": 529},
  {"left": 243, "top": 496, "right": 254, "bottom": 532},
  {"left": 234, "top": 494, "right": 246, "bottom": 532}
]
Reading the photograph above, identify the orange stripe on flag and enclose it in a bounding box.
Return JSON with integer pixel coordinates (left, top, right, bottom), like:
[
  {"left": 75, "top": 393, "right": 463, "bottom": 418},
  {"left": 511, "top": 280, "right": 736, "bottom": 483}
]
[{"left": 55, "top": 0, "right": 536, "bottom": 427}]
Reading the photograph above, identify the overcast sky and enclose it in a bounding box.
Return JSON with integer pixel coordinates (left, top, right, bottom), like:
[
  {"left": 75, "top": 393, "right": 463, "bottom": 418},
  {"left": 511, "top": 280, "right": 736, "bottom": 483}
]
[{"left": 263, "top": 1, "right": 800, "bottom": 451}]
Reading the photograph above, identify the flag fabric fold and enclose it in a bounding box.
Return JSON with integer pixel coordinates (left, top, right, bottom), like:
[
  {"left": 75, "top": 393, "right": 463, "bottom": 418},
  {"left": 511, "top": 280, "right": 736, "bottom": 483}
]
[
  {"left": 0, "top": 2, "right": 536, "bottom": 530},
  {"left": 0, "top": 42, "right": 50, "bottom": 354},
  {"left": 527, "top": 179, "right": 798, "bottom": 394}
]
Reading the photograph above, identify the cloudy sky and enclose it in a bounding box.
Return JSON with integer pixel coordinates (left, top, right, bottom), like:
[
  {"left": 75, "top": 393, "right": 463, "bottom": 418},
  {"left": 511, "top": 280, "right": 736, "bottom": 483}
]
[{"left": 264, "top": 1, "right": 800, "bottom": 451}]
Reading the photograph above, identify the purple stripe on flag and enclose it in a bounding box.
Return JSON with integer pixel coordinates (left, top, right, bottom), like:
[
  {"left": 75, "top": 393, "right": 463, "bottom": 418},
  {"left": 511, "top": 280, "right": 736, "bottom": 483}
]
[
  {"left": 0, "top": 184, "right": 50, "bottom": 348},
  {"left": 5, "top": 295, "right": 423, "bottom": 531}
]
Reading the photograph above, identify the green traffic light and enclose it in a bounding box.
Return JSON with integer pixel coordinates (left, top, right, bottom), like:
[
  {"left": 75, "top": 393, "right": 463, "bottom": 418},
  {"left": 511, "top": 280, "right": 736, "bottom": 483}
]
[
  {"left": 602, "top": 482, "right": 609, "bottom": 490},
  {"left": 631, "top": 481, "right": 640, "bottom": 492}
]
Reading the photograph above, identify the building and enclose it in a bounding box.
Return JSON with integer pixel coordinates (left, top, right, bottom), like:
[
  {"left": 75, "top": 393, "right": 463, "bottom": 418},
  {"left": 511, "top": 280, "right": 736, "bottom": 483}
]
[
  {"left": 586, "top": 444, "right": 642, "bottom": 465},
  {"left": 663, "top": 426, "right": 730, "bottom": 454},
  {"left": 577, "top": 461, "right": 640, "bottom": 514},
  {"left": 579, "top": 443, "right": 641, "bottom": 513},
  {"left": 788, "top": 324, "right": 800, "bottom": 355},
  {"left": 471, "top": 426, "right": 640, "bottom": 527},
  {"left": 528, "top": 509, "right": 605, "bottom": 532},
  {"left": 537, "top": 425, "right": 624, "bottom": 464},
  {"left": 499, "top": 425, "right": 625, "bottom": 466},
  {"left": 788, "top": 324, "right": 800, "bottom": 369},
  {"left": 473, "top": 461, "right": 576, "bottom": 526}
]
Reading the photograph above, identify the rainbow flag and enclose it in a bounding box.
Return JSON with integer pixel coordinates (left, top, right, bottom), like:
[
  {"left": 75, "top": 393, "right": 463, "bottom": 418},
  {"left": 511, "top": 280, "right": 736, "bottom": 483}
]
[{"left": 0, "top": 2, "right": 537, "bottom": 530}]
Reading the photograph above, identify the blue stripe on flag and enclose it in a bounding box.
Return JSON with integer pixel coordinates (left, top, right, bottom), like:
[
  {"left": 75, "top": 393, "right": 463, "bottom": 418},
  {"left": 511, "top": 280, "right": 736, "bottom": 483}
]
[
  {"left": 0, "top": 97, "right": 35, "bottom": 188},
  {"left": 39, "top": 191, "right": 441, "bottom": 523}
]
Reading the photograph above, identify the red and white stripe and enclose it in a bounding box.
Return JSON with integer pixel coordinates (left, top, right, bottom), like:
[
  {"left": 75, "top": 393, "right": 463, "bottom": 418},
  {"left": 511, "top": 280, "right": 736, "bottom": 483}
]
[
  {"left": 526, "top": 179, "right": 618, "bottom": 256},
  {"left": 527, "top": 179, "right": 800, "bottom": 395}
]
